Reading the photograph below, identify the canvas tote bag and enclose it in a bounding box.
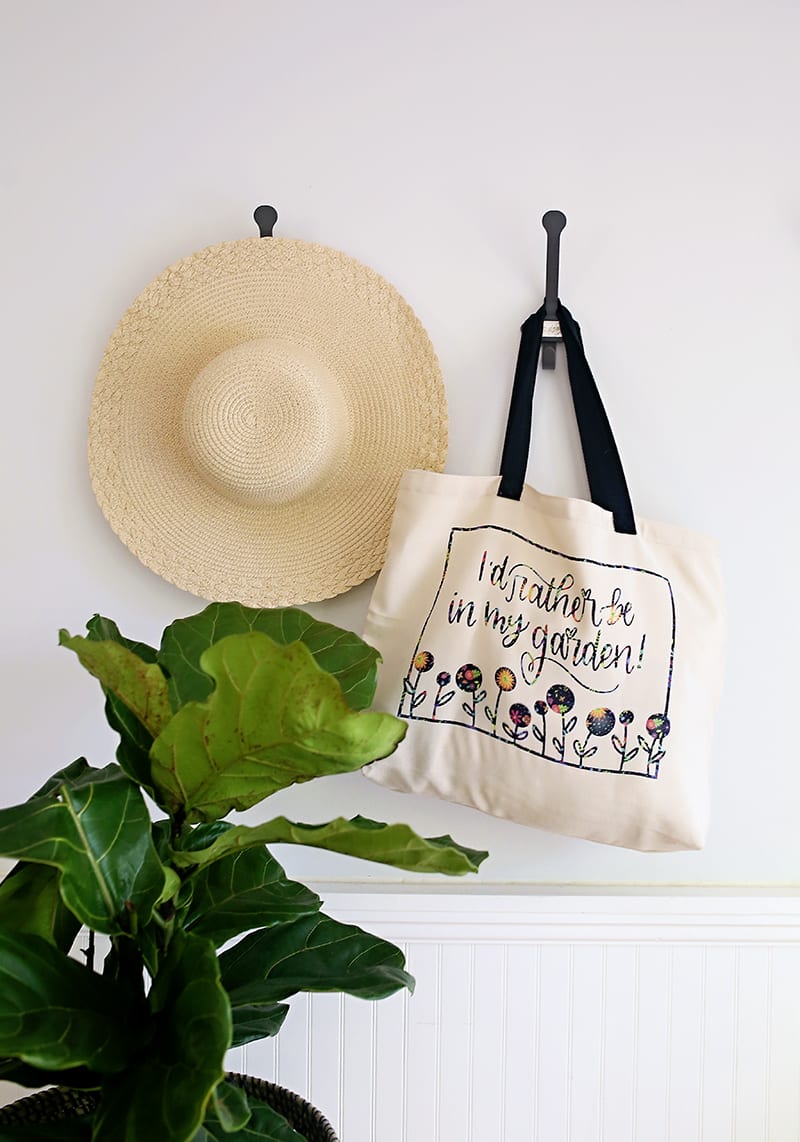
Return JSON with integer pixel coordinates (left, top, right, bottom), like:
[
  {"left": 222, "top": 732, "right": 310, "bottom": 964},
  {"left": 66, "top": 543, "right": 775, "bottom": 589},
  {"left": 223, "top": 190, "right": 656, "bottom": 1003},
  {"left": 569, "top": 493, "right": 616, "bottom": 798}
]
[{"left": 362, "top": 303, "right": 725, "bottom": 851}]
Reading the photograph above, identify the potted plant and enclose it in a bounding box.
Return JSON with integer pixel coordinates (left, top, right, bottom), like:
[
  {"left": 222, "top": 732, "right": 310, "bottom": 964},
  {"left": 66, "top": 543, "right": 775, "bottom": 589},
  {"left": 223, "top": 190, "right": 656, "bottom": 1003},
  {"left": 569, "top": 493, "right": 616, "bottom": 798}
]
[{"left": 0, "top": 603, "right": 486, "bottom": 1140}]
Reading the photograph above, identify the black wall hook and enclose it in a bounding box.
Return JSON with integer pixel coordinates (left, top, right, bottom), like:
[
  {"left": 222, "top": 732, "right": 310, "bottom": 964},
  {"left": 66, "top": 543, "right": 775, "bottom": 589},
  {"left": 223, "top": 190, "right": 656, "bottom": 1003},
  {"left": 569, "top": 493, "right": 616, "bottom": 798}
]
[
  {"left": 254, "top": 204, "right": 278, "bottom": 237},
  {"left": 541, "top": 209, "right": 566, "bottom": 369}
]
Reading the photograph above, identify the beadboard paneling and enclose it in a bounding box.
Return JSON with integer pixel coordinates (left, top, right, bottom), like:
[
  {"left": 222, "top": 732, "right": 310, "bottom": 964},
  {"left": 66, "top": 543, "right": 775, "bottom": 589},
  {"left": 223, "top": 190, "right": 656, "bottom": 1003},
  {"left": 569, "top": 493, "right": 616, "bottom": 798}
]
[{"left": 240, "top": 893, "right": 800, "bottom": 1142}]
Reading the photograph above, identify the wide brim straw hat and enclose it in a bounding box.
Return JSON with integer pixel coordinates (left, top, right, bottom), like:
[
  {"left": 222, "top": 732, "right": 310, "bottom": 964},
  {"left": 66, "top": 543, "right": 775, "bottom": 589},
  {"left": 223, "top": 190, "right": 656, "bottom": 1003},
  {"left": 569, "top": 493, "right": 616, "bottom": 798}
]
[{"left": 88, "top": 231, "right": 447, "bottom": 606}]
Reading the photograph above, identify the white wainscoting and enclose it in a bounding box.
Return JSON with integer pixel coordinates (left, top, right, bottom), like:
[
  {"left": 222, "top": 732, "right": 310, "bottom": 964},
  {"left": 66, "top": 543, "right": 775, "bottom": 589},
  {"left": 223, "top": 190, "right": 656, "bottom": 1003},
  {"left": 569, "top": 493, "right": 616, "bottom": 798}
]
[{"left": 231, "top": 892, "right": 800, "bottom": 1142}]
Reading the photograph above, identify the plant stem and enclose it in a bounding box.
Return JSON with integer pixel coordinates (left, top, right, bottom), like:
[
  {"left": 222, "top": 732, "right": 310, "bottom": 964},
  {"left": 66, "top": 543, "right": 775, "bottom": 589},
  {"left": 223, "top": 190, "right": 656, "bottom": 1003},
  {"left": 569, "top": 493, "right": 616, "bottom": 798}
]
[
  {"left": 82, "top": 929, "right": 96, "bottom": 972},
  {"left": 171, "top": 808, "right": 186, "bottom": 847}
]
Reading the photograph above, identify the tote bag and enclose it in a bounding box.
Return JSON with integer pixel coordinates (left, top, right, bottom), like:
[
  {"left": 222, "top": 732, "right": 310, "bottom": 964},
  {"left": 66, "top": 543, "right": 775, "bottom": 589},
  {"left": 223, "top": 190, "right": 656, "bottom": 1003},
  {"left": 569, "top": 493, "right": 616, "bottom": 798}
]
[{"left": 362, "top": 303, "right": 725, "bottom": 851}]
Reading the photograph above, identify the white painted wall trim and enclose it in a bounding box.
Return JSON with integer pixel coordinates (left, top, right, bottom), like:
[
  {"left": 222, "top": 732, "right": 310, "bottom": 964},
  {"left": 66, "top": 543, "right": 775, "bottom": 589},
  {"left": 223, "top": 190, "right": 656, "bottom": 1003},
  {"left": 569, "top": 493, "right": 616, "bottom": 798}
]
[{"left": 319, "top": 889, "right": 800, "bottom": 944}]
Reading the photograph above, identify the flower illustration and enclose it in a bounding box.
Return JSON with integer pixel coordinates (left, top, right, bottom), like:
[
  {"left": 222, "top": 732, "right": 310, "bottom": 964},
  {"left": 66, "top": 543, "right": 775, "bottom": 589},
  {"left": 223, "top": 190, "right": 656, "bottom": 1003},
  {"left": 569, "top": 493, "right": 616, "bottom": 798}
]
[
  {"left": 503, "top": 702, "right": 531, "bottom": 744},
  {"left": 586, "top": 707, "right": 616, "bottom": 737},
  {"left": 574, "top": 707, "right": 616, "bottom": 765},
  {"left": 456, "top": 664, "right": 485, "bottom": 726},
  {"left": 486, "top": 666, "right": 517, "bottom": 734},
  {"left": 547, "top": 684, "right": 576, "bottom": 759},
  {"left": 646, "top": 714, "right": 670, "bottom": 740},
  {"left": 509, "top": 703, "right": 531, "bottom": 727},
  {"left": 639, "top": 713, "right": 671, "bottom": 776},
  {"left": 456, "top": 664, "right": 483, "bottom": 693},
  {"left": 401, "top": 649, "right": 436, "bottom": 715},
  {"left": 612, "top": 710, "right": 638, "bottom": 770},
  {"left": 546, "top": 684, "right": 575, "bottom": 715},
  {"left": 495, "top": 667, "right": 516, "bottom": 692},
  {"left": 432, "top": 670, "right": 454, "bottom": 719},
  {"left": 531, "top": 699, "right": 548, "bottom": 753}
]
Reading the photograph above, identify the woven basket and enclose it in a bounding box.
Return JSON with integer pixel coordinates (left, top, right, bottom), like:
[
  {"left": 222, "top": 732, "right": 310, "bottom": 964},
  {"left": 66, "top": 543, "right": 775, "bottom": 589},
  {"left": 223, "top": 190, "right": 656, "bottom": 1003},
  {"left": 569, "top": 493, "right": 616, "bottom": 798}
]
[{"left": 0, "top": 1072, "right": 339, "bottom": 1140}]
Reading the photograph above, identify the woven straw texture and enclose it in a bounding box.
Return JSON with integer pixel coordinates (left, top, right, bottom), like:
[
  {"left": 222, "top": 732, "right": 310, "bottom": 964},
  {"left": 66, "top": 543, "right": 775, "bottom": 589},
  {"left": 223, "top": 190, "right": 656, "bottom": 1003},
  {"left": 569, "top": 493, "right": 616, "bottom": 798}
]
[
  {"left": 89, "top": 236, "right": 447, "bottom": 607},
  {"left": 0, "top": 1074, "right": 339, "bottom": 1140}
]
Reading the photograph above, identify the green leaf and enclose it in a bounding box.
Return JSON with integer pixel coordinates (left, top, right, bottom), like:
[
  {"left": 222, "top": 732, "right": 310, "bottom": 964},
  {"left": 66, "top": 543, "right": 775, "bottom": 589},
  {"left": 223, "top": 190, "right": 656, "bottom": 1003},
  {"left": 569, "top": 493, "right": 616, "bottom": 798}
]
[
  {"left": 149, "top": 633, "right": 406, "bottom": 822},
  {"left": 159, "top": 602, "right": 381, "bottom": 711},
  {"left": 0, "top": 765, "right": 166, "bottom": 935},
  {"left": 173, "top": 815, "right": 488, "bottom": 877},
  {"left": 84, "top": 616, "right": 161, "bottom": 792},
  {"left": 0, "top": 931, "right": 142, "bottom": 1072},
  {"left": 0, "top": 861, "right": 81, "bottom": 950},
  {"left": 0, "top": 1056, "right": 102, "bottom": 1090},
  {"left": 229, "top": 1002, "right": 289, "bottom": 1048},
  {"left": 0, "top": 1117, "right": 94, "bottom": 1140},
  {"left": 210, "top": 1081, "right": 251, "bottom": 1133},
  {"left": 219, "top": 912, "right": 414, "bottom": 1004},
  {"left": 59, "top": 629, "right": 173, "bottom": 741},
  {"left": 182, "top": 834, "right": 321, "bottom": 947},
  {"left": 30, "top": 758, "right": 93, "bottom": 800},
  {"left": 201, "top": 1100, "right": 307, "bottom": 1142},
  {"left": 93, "top": 931, "right": 232, "bottom": 1142},
  {"left": 86, "top": 614, "right": 159, "bottom": 664}
]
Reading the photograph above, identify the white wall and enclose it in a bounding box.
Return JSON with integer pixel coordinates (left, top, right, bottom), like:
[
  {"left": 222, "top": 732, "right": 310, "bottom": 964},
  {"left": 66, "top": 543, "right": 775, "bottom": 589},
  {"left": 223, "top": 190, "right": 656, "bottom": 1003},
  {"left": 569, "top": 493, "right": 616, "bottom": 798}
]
[{"left": 1, "top": 0, "right": 798, "bottom": 888}]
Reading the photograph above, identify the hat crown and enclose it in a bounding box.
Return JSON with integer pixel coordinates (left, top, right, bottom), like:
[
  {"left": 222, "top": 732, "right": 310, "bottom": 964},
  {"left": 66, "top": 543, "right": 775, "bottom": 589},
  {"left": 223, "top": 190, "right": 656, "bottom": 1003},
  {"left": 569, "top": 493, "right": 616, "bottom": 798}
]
[{"left": 182, "top": 338, "right": 349, "bottom": 507}]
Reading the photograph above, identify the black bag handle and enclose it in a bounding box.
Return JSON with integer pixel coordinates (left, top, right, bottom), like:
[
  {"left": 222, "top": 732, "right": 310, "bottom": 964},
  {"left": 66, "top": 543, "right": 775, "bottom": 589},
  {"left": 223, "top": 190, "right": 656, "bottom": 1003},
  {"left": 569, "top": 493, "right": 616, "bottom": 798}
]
[{"left": 497, "top": 301, "right": 637, "bottom": 535}]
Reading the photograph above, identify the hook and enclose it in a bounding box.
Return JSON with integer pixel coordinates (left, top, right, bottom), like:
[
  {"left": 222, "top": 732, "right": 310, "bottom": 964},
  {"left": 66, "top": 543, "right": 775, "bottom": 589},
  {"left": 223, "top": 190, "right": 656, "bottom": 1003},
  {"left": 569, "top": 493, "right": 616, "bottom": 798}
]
[
  {"left": 254, "top": 204, "right": 278, "bottom": 237},
  {"left": 541, "top": 210, "right": 566, "bottom": 369}
]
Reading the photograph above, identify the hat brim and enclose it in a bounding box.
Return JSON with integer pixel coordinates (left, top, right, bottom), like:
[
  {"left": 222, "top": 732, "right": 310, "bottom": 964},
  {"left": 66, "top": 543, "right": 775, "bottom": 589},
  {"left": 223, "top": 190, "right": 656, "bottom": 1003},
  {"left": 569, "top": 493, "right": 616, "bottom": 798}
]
[{"left": 89, "top": 237, "right": 447, "bottom": 606}]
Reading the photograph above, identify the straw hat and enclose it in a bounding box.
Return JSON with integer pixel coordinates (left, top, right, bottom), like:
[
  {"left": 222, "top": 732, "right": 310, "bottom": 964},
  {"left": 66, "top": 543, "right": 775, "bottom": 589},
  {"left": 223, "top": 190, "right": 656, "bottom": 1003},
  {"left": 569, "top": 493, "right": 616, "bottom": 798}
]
[{"left": 88, "top": 234, "right": 447, "bottom": 606}]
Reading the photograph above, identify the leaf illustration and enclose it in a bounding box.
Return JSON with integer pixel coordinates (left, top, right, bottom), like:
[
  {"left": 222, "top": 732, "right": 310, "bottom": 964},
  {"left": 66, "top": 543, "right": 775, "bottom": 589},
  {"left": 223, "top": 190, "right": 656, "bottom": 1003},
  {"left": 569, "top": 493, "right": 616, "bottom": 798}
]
[
  {"left": 402, "top": 677, "right": 415, "bottom": 695},
  {"left": 637, "top": 735, "right": 649, "bottom": 751},
  {"left": 0, "top": 931, "right": 142, "bottom": 1073},
  {"left": 159, "top": 602, "right": 381, "bottom": 711},
  {"left": 612, "top": 734, "right": 624, "bottom": 752},
  {"left": 584, "top": 746, "right": 598, "bottom": 759},
  {"left": 516, "top": 729, "right": 528, "bottom": 742},
  {"left": 93, "top": 931, "right": 231, "bottom": 1142},
  {"left": 462, "top": 702, "right": 475, "bottom": 718},
  {"left": 149, "top": 633, "right": 406, "bottom": 822},
  {"left": 411, "top": 690, "right": 427, "bottom": 709},
  {"left": 219, "top": 912, "right": 413, "bottom": 1004},
  {"left": 173, "top": 816, "right": 488, "bottom": 877},
  {"left": 182, "top": 835, "right": 321, "bottom": 947},
  {"left": 531, "top": 726, "right": 544, "bottom": 742},
  {"left": 553, "top": 736, "right": 564, "bottom": 754},
  {"left": 435, "top": 691, "right": 454, "bottom": 707},
  {"left": 0, "top": 765, "right": 165, "bottom": 934},
  {"left": 501, "top": 722, "right": 514, "bottom": 737},
  {"left": 474, "top": 690, "right": 487, "bottom": 703},
  {"left": 484, "top": 707, "right": 496, "bottom": 724},
  {"left": 565, "top": 716, "right": 577, "bottom": 734}
]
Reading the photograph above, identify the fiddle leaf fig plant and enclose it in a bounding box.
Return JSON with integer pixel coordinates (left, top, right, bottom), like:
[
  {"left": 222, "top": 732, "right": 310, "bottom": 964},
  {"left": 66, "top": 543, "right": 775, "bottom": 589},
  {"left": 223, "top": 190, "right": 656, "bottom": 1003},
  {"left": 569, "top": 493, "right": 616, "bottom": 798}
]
[{"left": 0, "top": 603, "right": 487, "bottom": 1141}]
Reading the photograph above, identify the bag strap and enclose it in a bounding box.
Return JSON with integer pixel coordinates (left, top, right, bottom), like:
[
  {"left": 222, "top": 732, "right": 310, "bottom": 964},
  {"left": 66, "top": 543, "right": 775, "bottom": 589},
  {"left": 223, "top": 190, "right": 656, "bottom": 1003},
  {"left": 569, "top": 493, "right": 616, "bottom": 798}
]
[{"left": 497, "top": 301, "right": 637, "bottom": 535}]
